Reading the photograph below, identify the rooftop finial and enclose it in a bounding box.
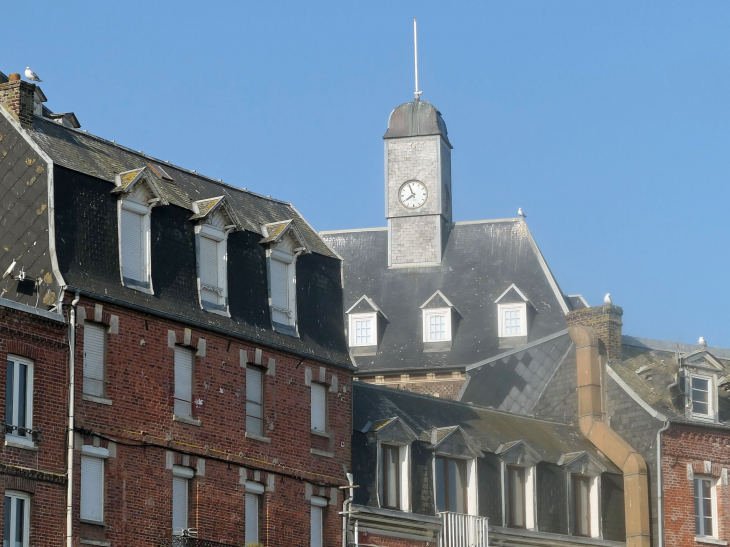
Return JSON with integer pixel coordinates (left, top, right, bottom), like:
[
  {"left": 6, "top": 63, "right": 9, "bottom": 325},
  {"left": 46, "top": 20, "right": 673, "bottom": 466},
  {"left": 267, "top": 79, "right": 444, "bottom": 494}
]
[{"left": 414, "top": 18, "right": 423, "bottom": 101}]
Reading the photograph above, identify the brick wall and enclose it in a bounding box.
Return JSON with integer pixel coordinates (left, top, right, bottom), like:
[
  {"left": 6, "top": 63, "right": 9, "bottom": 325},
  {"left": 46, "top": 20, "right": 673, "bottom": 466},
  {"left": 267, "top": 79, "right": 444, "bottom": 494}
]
[
  {"left": 0, "top": 303, "right": 68, "bottom": 545},
  {"left": 69, "top": 295, "right": 353, "bottom": 546},
  {"left": 566, "top": 305, "right": 623, "bottom": 361},
  {"left": 0, "top": 79, "right": 35, "bottom": 129},
  {"left": 358, "top": 530, "right": 433, "bottom": 547},
  {"left": 662, "top": 424, "right": 730, "bottom": 547},
  {"left": 359, "top": 372, "right": 465, "bottom": 400}
]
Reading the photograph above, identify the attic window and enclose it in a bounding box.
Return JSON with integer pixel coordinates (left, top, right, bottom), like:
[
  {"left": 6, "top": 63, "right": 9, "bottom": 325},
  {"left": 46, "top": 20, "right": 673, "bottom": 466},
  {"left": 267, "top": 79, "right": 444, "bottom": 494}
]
[
  {"left": 350, "top": 313, "right": 376, "bottom": 346},
  {"left": 120, "top": 199, "right": 152, "bottom": 292},
  {"left": 420, "top": 291, "right": 455, "bottom": 345},
  {"left": 198, "top": 225, "right": 228, "bottom": 312},
  {"left": 495, "top": 284, "right": 531, "bottom": 339}
]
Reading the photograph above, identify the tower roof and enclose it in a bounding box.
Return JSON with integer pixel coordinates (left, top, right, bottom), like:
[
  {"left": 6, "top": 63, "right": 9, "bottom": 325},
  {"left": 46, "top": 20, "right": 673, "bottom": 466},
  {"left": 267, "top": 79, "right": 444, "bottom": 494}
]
[{"left": 383, "top": 99, "right": 452, "bottom": 148}]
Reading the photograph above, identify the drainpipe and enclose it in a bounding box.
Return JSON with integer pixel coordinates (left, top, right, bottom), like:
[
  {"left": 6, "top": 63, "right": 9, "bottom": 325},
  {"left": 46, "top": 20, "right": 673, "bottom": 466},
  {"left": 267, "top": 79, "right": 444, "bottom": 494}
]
[
  {"left": 656, "top": 421, "right": 670, "bottom": 547},
  {"left": 354, "top": 518, "right": 359, "bottom": 547},
  {"left": 342, "top": 472, "right": 354, "bottom": 547},
  {"left": 66, "top": 292, "right": 80, "bottom": 547}
]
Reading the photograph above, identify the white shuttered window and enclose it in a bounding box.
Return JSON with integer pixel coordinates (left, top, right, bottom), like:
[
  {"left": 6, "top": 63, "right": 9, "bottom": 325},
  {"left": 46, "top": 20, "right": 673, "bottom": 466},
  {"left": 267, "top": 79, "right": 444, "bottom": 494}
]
[
  {"left": 83, "top": 322, "right": 106, "bottom": 397},
  {"left": 199, "top": 235, "right": 221, "bottom": 304},
  {"left": 310, "top": 505, "right": 323, "bottom": 547},
  {"left": 245, "top": 492, "right": 259, "bottom": 544},
  {"left": 270, "top": 258, "right": 290, "bottom": 324},
  {"left": 310, "top": 383, "right": 326, "bottom": 432},
  {"left": 3, "top": 492, "right": 29, "bottom": 547},
  {"left": 246, "top": 367, "right": 264, "bottom": 436},
  {"left": 174, "top": 347, "right": 193, "bottom": 418},
  {"left": 121, "top": 208, "right": 145, "bottom": 282},
  {"left": 80, "top": 455, "right": 104, "bottom": 522},
  {"left": 172, "top": 475, "right": 189, "bottom": 534}
]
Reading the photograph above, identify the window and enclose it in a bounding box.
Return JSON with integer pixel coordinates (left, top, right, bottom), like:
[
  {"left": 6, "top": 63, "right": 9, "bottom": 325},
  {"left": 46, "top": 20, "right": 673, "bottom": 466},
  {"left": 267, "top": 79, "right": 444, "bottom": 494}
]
[
  {"left": 3, "top": 491, "right": 29, "bottom": 547},
  {"left": 436, "top": 456, "right": 467, "bottom": 513},
  {"left": 172, "top": 467, "right": 193, "bottom": 535},
  {"left": 5, "top": 356, "right": 33, "bottom": 444},
  {"left": 310, "top": 496, "right": 327, "bottom": 547},
  {"left": 498, "top": 304, "right": 526, "bottom": 337},
  {"left": 174, "top": 347, "right": 194, "bottom": 419},
  {"left": 198, "top": 226, "right": 227, "bottom": 310},
  {"left": 506, "top": 466, "right": 526, "bottom": 528},
  {"left": 422, "top": 309, "right": 452, "bottom": 343},
  {"left": 690, "top": 376, "right": 712, "bottom": 418},
  {"left": 270, "top": 256, "right": 293, "bottom": 325},
  {"left": 694, "top": 477, "right": 716, "bottom": 538},
  {"left": 83, "top": 322, "right": 106, "bottom": 397},
  {"left": 80, "top": 446, "right": 108, "bottom": 523},
  {"left": 348, "top": 312, "right": 377, "bottom": 347},
  {"left": 310, "top": 383, "right": 326, "bottom": 433},
  {"left": 572, "top": 475, "right": 592, "bottom": 537},
  {"left": 120, "top": 200, "right": 151, "bottom": 287},
  {"left": 246, "top": 367, "right": 264, "bottom": 436},
  {"left": 245, "top": 481, "right": 264, "bottom": 544},
  {"left": 381, "top": 445, "right": 400, "bottom": 509}
]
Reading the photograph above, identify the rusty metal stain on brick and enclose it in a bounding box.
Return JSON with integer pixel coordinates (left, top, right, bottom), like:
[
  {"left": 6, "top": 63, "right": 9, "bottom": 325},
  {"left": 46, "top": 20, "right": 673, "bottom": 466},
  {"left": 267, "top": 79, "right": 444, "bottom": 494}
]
[
  {"left": 36, "top": 203, "right": 47, "bottom": 215},
  {"left": 24, "top": 157, "right": 36, "bottom": 166}
]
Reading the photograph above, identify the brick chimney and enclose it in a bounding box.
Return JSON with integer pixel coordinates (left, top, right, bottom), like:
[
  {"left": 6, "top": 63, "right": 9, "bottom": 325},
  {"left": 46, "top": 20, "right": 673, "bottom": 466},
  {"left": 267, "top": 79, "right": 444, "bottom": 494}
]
[
  {"left": 0, "top": 74, "right": 36, "bottom": 129},
  {"left": 566, "top": 304, "right": 623, "bottom": 361}
]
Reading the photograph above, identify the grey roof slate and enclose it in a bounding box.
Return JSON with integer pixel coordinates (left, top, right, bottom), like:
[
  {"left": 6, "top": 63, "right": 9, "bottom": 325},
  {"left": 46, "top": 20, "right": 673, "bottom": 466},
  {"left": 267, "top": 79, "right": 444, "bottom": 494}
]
[
  {"left": 354, "top": 381, "right": 619, "bottom": 471},
  {"left": 321, "top": 221, "right": 571, "bottom": 373}
]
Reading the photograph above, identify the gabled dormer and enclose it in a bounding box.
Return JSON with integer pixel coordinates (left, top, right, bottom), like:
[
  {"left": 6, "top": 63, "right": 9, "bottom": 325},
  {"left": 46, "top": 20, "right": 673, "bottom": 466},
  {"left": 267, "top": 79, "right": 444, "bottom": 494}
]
[
  {"left": 420, "top": 290, "right": 457, "bottom": 352},
  {"left": 679, "top": 347, "right": 725, "bottom": 423},
  {"left": 189, "top": 197, "right": 242, "bottom": 315},
  {"left": 346, "top": 296, "right": 386, "bottom": 355},
  {"left": 496, "top": 440, "right": 541, "bottom": 530},
  {"left": 430, "top": 426, "right": 483, "bottom": 515},
  {"left": 260, "top": 220, "right": 310, "bottom": 336},
  {"left": 494, "top": 284, "right": 534, "bottom": 348},
  {"left": 558, "top": 451, "right": 607, "bottom": 539},
  {"left": 112, "top": 167, "right": 169, "bottom": 293}
]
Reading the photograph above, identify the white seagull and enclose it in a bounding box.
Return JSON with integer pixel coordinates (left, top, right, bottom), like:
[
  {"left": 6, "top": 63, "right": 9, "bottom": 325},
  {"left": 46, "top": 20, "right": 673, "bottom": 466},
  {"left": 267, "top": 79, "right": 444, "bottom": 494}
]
[
  {"left": 604, "top": 293, "right": 612, "bottom": 305},
  {"left": 699, "top": 336, "right": 707, "bottom": 349},
  {"left": 25, "top": 67, "right": 42, "bottom": 82},
  {"left": 517, "top": 208, "right": 526, "bottom": 218}
]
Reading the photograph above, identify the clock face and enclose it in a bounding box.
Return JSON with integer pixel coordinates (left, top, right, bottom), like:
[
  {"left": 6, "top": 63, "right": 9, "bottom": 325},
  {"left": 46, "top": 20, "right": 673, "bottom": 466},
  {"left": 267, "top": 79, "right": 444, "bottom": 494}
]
[{"left": 399, "top": 180, "right": 428, "bottom": 209}]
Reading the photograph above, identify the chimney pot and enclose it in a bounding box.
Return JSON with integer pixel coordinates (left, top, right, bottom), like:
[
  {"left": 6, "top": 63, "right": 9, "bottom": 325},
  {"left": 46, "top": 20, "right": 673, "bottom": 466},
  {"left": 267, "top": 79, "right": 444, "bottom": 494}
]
[{"left": 8, "top": 73, "right": 21, "bottom": 82}]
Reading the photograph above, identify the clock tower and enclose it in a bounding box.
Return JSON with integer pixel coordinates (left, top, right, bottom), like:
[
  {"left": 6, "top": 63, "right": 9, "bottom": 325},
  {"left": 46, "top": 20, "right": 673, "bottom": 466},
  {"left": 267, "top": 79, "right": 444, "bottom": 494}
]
[{"left": 384, "top": 98, "right": 452, "bottom": 266}]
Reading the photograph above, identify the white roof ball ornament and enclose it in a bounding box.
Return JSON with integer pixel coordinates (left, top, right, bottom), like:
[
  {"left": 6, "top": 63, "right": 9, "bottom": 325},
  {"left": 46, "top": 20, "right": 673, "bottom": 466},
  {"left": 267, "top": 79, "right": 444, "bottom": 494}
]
[
  {"left": 699, "top": 336, "right": 707, "bottom": 349},
  {"left": 518, "top": 208, "right": 526, "bottom": 218},
  {"left": 604, "top": 293, "right": 612, "bottom": 305},
  {"left": 25, "top": 67, "right": 42, "bottom": 82}
]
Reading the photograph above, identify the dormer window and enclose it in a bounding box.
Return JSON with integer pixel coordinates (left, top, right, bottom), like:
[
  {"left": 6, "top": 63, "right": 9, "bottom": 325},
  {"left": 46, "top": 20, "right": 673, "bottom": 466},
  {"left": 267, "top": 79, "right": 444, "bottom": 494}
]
[
  {"left": 346, "top": 296, "right": 386, "bottom": 353},
  {"left": 494, "top": 284, "right": 533, "bottom": 343},
  {"left": 190, "top": 197, "right": 240, "bottom": 316},
  {"left": 420, "top": 291, "right": 456, "bottom": 347},
  {"left": 679, "top": 348, "right": 723, "bottom": 423},
  {"left": 558, "top": 451, "right": 607, "bottom": 539},
  {"left": 690, "top": 375, "right": 711, "bottom": 417},
  {"left": 367, "top": 417, "right": 417, "bottom": 512},
  {"left": 430, "top": 426, "right": 484, "bottom": 516},
  {"left": 497, "top": 440, "right": 540, "bottom": 531}
]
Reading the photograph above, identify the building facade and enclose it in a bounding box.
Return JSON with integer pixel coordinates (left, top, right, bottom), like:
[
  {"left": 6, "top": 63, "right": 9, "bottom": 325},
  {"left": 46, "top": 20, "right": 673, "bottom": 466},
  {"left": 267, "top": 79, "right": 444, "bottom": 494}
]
[{"left": 0, "top": 70, "right": 353, "bottom": 546}]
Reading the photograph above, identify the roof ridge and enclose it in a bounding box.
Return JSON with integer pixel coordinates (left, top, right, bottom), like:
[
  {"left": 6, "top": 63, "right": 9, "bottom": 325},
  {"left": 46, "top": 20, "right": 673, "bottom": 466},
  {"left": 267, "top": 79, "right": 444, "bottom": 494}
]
[
  {"left": 34, "top": 116, "right": 294, "bottom": 208},
  {"left": 355, "top": 381, "right": 576, "bottom": 427}
]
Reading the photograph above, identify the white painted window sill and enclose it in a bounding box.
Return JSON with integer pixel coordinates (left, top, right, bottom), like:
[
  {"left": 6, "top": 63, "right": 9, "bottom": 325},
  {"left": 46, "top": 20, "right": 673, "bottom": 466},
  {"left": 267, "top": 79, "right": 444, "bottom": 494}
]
[
  {"left": 310, "top": 448, "right": 334, "bottom": 458},
  {"left": 173, "top": 415, "right": 201, "bottom": 427},
  {"left": 245, "top": 432, "right": 271, "bottom": 444},
  {"left": 311, "top": 429, "right": 331, "bottom": 439},
  {"left": 4, "top": 437, "right": 38, "bottom": 451},
  {"left": 80, "top": 539, "right": 111, "bottom": 546},
  {"left": 83, "top": 394, "right": 112, "bottom": 406},
  {"left": 695, "top": 537, "right": 727, "bottom": 546}
]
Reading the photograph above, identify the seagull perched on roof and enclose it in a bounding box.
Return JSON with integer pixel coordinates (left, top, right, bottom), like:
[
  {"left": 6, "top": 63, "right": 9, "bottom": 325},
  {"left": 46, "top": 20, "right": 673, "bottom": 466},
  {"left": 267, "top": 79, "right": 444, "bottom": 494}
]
[
  {"left": 517, "top": 208, "right": 526, "bottom": 218},
  {"left": 699, "top": 336, "right": 707, "bottom": 349},
  {"left": 24, "top": 67, "right": 42, "bottom": 82},
  {"left": 604, "top": 293, "right": 612, "bottom": 305}
]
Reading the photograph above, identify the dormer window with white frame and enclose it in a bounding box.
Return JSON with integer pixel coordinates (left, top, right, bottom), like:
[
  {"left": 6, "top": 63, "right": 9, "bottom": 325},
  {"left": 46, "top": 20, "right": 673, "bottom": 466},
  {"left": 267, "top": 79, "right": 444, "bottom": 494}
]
[
  {"left": 497, "top": 440, "right": 541, "bottom": 531},
  {"left": 558, "top": 451, "right": 607, "bottom": 539},
  {"left": 431, "top": 426, "right": 484, "bottom": 516},
  {"left": 113, "top": 167, "right": 169, "bottom": 294},
  {"left": 368, "top": 417, "right": 417, "bottom": 512},
  {"left": 346, "top": 295, "right": 385, "bottom": 351},
  {"left": 261, "top": 220, "right": 308, "bottom": 336},
  {"left": 495, "top": 284, "right": 532, "bottom": 340},
  {"left": 420, "top": 291, "right": 456, "bottom": 347},
  {"left": 190, "top": 197, "right": 240, "bottom": 316},
  {"left": 680, "top": 348, "right": 723, "bottom": 423}
]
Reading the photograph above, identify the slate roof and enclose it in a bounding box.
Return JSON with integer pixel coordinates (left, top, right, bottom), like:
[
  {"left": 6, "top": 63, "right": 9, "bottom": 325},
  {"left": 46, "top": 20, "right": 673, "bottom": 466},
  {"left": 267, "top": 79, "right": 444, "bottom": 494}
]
[
  {"left": 354, "top": 382, "right": 619, "bottom": 471},
  {"left": 609, "top": 336, "right": 730, "bottom": 422},
  {"left": 459, "top": 331, "right": 574, "bottom": 415},
  {"left": 27, "top": 117, "right": 336, "bottom": 258},
  {"left": 321, "top": 221, "right": 572, "bottom": 373}
]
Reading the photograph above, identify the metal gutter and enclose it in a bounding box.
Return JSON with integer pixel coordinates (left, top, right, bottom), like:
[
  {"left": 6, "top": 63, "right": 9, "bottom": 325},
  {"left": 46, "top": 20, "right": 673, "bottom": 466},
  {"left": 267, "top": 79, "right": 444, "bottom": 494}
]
[{"left": 0, "top": 297, "right": 65, "bottom": 323}]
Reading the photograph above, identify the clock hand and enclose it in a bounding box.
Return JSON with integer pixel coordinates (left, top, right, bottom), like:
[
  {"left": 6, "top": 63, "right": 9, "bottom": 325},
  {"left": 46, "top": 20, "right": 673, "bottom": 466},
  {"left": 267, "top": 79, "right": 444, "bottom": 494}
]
[{"left": 404, "top": 194, "right": 414, "bottom": 201}]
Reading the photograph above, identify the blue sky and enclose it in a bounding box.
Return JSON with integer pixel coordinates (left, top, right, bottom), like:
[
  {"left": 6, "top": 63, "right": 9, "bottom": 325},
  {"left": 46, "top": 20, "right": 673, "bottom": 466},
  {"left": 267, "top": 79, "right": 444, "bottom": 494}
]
[{"left": 5, "top": 1, "right": 730, "bottom": 347}]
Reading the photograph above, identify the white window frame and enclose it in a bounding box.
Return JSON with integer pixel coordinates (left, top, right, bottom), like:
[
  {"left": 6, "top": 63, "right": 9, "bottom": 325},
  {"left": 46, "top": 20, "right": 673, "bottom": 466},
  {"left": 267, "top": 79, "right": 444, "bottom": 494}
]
[
  {"left": 422, "top": 308, "right": 452, "bottom": 343},
  {"left": 378, "top": 442, "right": 411, "bottom": 511},
  {"left": 694, "top": 475, "right": 718, "bottom": 539},
  {"left": 267, "top": 235, "right": 301, "bottom": 332},
  {"left": 245, "top": 481, "right": 264, "bottom": 545},
  {"left": 502, "top": 463, "right": 536, "bottom": 530},
  {"left": 245, "top": 366, "right": 265, "bottom": 437},
  {"left": 310, "top": 382, "right": 327, "bottom": 433},
  {"left": 119, "top": 198, "right": 153, "bottom": 293},
  {"left": 82, "top": 322, "right": 107, "bottom": 398},
  {"left": 173, "top": 347, "right": 194, "bottom": 420},
  {"left": 310, "top": 496, "right": 327, "bottom": 547},
  {"left": 80, "top": 445, "right": 109, "bottom": 523},
  {"left": 434, "top": 454, "right": 478, "bottom": 516},
  {"left": 688, "top": 373, "right": 716, "bottom": 421},
  {"left": 196, "top": 224, "right": 229, "bottom": 313},
  {"left": 349, "top": 312, "right": 377, "bottom": 347},
  {"left": 498, "top": 303, "right": 527, "bottom": 338},
  {"left": 3, "top": 490, "right": 30, "bottom": 547},
  {"left": 172, "top": 466, "right": 194, "bottom": 535},
  {"left": 570, "top": 473, "right": 600, "bottom": 539},
  {"left": 5, "top": 355, "right": 34, "bottom": 446}
]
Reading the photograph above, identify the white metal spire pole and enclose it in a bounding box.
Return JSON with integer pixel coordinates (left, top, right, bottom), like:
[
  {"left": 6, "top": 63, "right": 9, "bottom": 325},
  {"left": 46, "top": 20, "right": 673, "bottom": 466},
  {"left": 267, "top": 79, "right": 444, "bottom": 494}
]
[{"left": 414, "top": 18, "right": 422, "bottom": 100}]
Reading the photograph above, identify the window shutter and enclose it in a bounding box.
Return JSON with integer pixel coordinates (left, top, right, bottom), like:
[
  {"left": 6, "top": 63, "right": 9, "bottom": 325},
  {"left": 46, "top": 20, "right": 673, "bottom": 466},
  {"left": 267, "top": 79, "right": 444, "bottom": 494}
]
[
  {"left": 172, "top": 476, "right": 188, "bottom": 533},
  {"left": 174, "top": 347, "right": 193, "bottom": 418},
  {"left": 80, "top": 455, "right": 104, "bottom": 522},
  {"left": 121, "top": 209, "right": 144, "bottom": 281},
  {"left": 199, "top": 236, "right": 219, "bottom": 303},
  {"left": 83, "top": 323, "right": 106, "bottom": 397},
  {"left": 244, "top": 492, "right": 259, "bottom": 544},
  {"left": 270, "top": 258, "right": 289, "bottom": 323},
  {"left": 310, "top": 383, "right": 326, "bottom": 432},
  {"left": 246, "top": 368, "right": 264, "bottom": 436},
  {"left": 310, "top": 505, "right": 323, "bottom": 547}
]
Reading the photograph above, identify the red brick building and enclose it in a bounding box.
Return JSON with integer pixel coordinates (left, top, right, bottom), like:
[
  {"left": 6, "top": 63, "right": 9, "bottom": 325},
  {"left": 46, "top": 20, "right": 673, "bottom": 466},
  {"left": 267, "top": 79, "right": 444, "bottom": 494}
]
[{"left": 0, "top": 70, "right": 353, "bottom": 546}]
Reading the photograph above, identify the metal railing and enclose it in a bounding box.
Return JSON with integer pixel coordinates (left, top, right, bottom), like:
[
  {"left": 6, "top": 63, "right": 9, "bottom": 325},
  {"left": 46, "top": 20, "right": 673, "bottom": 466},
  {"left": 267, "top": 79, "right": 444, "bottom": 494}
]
[
  {"left": 438, "top": 512, "right": 489, "bottom": 547},
  {"left": 160, "top": 538, "right": 242, "bottom": 547}
]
